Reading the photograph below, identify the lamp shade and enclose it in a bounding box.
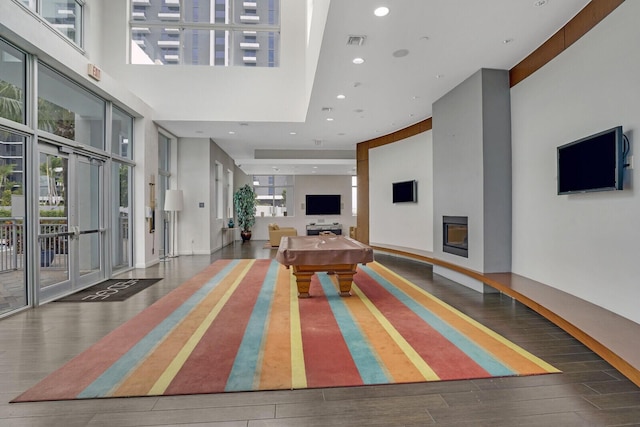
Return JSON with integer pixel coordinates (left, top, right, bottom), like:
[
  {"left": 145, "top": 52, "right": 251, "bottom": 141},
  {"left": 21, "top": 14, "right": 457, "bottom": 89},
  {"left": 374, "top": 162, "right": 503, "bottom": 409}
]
[{"left": 164, "top": 189, "right": 183, "bottom": 211}]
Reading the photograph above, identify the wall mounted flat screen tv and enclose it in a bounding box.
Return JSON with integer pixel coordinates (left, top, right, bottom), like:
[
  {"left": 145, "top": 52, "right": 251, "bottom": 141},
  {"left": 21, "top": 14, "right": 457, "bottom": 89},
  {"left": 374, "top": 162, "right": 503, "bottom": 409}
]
[
  {"left": 557, "top": 126, "right": 624, "bottom": 195},
  {"left": 305, "top": 194, "right": 341, "bottom": 215},
  {"left": 392, "top": 180, "right": 418, "bottom": 203}
]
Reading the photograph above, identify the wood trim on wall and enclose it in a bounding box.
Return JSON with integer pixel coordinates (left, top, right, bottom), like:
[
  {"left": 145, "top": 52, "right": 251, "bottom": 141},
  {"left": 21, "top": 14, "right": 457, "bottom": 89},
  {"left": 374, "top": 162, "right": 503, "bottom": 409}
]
[
  {"left": 356, "top": 0, "right": 625, "bottom": 245},
  {"left": 355, "top": 158, "right": 369, "bottom": 243},
  {"left": 355, "top": 118, "right": 432, "bottom": 244},
  {"left": 509, "top": 0, "right": 625, "bottom": 87},
  {"left": 354, "top": 0, "right": 634, "bottom": 384}
]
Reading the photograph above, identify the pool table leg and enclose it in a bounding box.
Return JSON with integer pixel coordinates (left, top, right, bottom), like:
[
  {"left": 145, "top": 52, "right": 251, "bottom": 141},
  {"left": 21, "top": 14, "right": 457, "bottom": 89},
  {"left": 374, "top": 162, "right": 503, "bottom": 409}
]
[
  {"left": 292, "top": 271, "right": 312, "bottom": 298},
  {"left": 291, "top": 264, "right": 357, "bottom": 298},
  {"left": 333, "top": 271, "right": 355, "bottom": 296}
]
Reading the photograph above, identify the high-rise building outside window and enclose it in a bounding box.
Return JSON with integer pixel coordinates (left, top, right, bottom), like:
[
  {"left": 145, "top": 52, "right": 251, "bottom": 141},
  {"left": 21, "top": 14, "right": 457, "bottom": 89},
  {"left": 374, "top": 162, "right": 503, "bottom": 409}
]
[
  {"left": 19, "top": 0, "right": 83, "bottom": 47},
  {"left": 130, "top": 0, "right": 280, "bottom": 67}
]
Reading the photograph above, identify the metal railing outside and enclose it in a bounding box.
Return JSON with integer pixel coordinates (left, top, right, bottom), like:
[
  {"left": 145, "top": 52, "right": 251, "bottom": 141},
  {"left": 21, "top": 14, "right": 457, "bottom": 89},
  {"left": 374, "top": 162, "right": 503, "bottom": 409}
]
[
  {"left": 0, "top": 217, "right": 70, "bottom": 273},
  {"left": 0, "top": 218, "right": 24, "bottom": 273},
  {"left": 38, "top": 219, "right": 69, "bottom": 269}
]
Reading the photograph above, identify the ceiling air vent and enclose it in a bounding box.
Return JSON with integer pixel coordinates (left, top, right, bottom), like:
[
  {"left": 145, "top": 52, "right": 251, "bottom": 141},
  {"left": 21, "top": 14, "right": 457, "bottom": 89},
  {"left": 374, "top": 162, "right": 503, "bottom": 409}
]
[{"left": 347, "top": 35, "right": 366, "bottom": 46}]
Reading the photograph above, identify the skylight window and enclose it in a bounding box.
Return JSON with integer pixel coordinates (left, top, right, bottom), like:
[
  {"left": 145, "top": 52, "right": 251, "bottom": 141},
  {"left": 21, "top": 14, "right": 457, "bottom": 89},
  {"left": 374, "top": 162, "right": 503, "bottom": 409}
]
[{"left": 129, "top": 0, "right": 280, "bottom": 67}]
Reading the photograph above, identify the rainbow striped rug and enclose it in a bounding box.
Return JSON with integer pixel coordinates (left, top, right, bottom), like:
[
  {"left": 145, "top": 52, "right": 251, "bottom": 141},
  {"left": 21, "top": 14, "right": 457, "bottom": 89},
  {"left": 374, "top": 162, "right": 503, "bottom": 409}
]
[{"left": 13, "top": 259, "right": 559, "bottom": 402}]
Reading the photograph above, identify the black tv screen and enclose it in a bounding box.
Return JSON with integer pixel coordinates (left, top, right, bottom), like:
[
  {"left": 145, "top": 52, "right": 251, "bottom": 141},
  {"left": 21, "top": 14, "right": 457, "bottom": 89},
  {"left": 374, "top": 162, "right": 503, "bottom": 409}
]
[
  {"left": 393, "top": 180, "right": 417, "bottom": 203},
  {"left": 557, "top": 126, "right": 624, "bottom": 195},
  {"left": 305, "top": 194, "right": 341, "bottom": 215}
]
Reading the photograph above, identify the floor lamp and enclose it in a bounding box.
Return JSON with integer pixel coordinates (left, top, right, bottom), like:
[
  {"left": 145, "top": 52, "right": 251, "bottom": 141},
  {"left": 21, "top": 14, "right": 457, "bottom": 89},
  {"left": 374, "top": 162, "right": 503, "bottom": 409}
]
[{"left": 164, "top": 189, "right": 183, "bottom": 258}]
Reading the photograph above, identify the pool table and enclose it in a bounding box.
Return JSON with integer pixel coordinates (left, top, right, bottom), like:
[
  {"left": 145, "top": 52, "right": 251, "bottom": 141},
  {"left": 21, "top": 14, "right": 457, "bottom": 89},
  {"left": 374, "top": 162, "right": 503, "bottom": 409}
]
[{"left": 276, "top": 235, "right": 374, "bottom": 297}]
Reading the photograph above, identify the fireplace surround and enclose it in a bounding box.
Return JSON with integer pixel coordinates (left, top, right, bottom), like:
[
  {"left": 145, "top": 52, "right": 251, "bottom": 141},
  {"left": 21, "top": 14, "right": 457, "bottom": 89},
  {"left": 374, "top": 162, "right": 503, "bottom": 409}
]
[{"left": 443, "top": 216, "right": 468, "bottom": 257}]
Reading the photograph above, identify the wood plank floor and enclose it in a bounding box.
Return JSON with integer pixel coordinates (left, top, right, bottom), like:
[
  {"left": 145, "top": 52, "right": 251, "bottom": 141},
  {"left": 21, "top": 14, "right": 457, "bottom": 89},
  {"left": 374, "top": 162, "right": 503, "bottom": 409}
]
[{"left": 1, "top": 241, "right": 639, "bottom": 426}]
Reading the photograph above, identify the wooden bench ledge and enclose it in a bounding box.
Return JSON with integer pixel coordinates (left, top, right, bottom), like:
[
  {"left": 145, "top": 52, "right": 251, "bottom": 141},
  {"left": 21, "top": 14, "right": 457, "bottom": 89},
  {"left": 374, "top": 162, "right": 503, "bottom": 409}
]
[{"left": 372, "top": 245, "right": 640, "bottom": 387}]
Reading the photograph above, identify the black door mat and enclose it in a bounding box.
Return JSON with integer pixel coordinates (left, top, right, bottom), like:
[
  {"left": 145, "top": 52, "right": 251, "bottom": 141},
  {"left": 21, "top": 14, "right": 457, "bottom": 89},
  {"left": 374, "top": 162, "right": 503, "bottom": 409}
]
[{"left": 55, "top": 278, "right": 162, "bottom": 302}]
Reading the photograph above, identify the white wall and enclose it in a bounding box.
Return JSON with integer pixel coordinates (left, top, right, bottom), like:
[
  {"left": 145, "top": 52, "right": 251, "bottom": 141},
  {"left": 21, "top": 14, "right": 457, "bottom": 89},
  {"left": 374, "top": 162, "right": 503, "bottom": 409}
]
[
  {"left": 251, "top": 175, "right": 356, "bottom": 241},
  {"left": 100, "top": 0, "right": 315, "bottom": 124},
  {"left": 369, "top": 133, "right": 433, "bottom": 255},
  {"left": 177, "top": 138, "right": 237, "bottom": 255},
  {"left": 510, "top": 1, "right": 639, "bottom": 324},
  {"left": 133, "top": 118, "right": 162, "bottom": 268},
  {"left": 177, "top": 139, "right": 210, "bottom": 256}
]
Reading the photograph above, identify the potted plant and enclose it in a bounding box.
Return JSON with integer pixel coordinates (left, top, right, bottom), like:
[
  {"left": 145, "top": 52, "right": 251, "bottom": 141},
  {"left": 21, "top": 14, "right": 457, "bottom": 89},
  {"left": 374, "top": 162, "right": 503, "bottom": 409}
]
[{"left": 233, "top": 184, "right": 257, "bottom": 241}]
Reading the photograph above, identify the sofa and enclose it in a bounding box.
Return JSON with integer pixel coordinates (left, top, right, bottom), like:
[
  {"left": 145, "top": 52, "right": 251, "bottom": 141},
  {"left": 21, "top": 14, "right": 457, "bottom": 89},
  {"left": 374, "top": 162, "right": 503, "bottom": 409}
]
[{"left": 268, "top": 223, "right": 297, "bottom": 247}]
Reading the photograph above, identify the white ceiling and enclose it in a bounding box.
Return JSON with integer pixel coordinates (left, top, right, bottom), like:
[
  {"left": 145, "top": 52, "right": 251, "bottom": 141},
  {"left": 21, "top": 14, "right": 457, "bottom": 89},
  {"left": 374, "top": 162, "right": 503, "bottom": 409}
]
[{"left": 158, "top": 0, "right": 590, "bottom": 177}]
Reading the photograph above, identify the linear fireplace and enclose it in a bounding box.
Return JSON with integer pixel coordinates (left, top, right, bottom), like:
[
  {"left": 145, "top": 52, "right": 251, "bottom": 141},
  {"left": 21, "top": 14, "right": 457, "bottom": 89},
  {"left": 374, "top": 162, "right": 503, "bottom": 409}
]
[{"left": 443, "top": 216, "right": 468, "bottom": 258}]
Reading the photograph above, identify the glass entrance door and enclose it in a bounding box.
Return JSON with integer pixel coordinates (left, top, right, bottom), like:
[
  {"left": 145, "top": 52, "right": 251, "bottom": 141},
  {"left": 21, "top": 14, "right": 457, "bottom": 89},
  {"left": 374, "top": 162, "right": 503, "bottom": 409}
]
[
  {"left": 38, "top": 148, "right": 70, "bottom": 300},
  {"left": 76, "top": 155, "right": 104, "bottom": 287},
  {"left": 38, "top": 144, "right": 105, "bottom": 302}
]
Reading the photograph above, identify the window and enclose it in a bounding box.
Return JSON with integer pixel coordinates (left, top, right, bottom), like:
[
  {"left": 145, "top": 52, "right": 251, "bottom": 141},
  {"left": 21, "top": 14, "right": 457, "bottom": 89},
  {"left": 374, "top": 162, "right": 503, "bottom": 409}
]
[
  {"left": 0, "top": 131, "right": 25, "bottom": 198},
  {"left": 38, "top": 64, "right": 105, "bottom": 150},
  {"left": 216, "top": 162, "right": 223, "bottom": 219},
  {"left": 111, "top": 161, "right": 131, "bottom": 271},
  {"left": 158, "top": 133, "right": 170, "bottom": 173},
  {"left": 253, "top": 175, "right": 293, "bottom": 217},
  {"left": 129, "top": 0, "right": 280, "bottom": 66},
  {"left": 111, "top": 107, "right": 133, "bottom": 159},
  {"left": 226, "top": 169, "right": 233, "bottom": 219},
  {"left": 0, "top": 130, "right": 27, "bottom": 316},
  {"left": 0, "top": 40, "right": 26, "bottom": 124},
  {"left": 158, "top": 132, "right": 171, "bottom": 259},
  {"left": 20, "top": 0, "right": 84, "bottom": 47},
  {"left": 109, "top": 107, "right": 135, "bottom": 272}
]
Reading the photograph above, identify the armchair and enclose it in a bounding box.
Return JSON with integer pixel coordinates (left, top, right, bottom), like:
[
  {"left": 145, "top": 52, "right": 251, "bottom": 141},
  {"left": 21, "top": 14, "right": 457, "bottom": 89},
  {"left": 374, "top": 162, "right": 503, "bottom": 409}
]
[{"left": 268, "top": 223, "right": 297, "bottom": 247}]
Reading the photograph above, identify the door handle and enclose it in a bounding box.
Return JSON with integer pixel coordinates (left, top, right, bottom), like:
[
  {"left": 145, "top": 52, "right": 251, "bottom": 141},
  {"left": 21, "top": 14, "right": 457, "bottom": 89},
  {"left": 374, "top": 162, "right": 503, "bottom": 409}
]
[{"left": 78, "top": 228, "right": 101, "bottom": 235}]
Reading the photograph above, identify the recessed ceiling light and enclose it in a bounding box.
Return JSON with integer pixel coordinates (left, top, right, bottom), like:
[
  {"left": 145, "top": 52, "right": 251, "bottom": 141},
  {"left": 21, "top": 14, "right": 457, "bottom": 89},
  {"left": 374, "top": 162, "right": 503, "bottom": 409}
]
[
  {"left": 326, "top": 118, "right": 334, "bottom": 121},
  {"left": 337, "top": 94, "right": 346, "bottom": 100},
  {"left": 533, "top": 0, "right": 548, "bottom": 6},
  {"left": 393, "top": 49, "right": 409, "bottom": 58},
  {"left": 313, "top": 166, "right": 318, "bottom": 169},
  {"left": 435, "top": 74, "right": 444, "bottom": 79},
  {"left": 352, "top": 57, "right": 365, "bottom": 65},
  {"left": 374, "top": 6, "right": 389, "bottom": 17},
  {"left": 289, "top": 132, "right": 297, "bottom": 135},
  {"left": 503, "top": 38, "right": 514, "bottom": 44},
  {"left": 228, "top": 131, "right": 235, "bottom": 135}
]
